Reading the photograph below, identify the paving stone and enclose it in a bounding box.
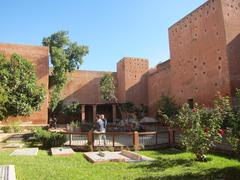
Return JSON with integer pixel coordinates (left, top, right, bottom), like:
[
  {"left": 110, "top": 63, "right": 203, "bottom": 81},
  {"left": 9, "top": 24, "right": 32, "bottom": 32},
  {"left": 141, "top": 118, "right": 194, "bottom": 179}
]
[
  {"left": 10, "top": 148, "right": 38, "bottom": 156},
  {"left": 51, "top": 147, "right": 75, "bottom": 156},
  {"left": 0, "top": 165, "right": 16, "bottom": 180},
  {"left": 3, "top": 143, "right": 24, "bottom": 148},
  {"left": 84, "top": 151, "right": 154, "bottom": 163}
]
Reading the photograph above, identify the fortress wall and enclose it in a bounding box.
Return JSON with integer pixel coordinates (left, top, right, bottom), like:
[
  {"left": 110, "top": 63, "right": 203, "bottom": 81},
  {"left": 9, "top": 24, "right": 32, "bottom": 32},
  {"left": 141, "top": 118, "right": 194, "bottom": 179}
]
[
  {"left": 117, "top": 57, "right": 149, "bottom": 105},
  {"left": 169, "top": 0, "right": 231, "bottom": 106},
  {"left": 221, "top": 0, "right": 240, "bottom": 95},
  {"left": 0, "top": 43, "right": 49, "bottom": 124},
  {"left": 61, "top": 70, "right": 116, "bottom": 105},
  {"left": 148, "top": 60, "right": 171, "bottom": 117}
]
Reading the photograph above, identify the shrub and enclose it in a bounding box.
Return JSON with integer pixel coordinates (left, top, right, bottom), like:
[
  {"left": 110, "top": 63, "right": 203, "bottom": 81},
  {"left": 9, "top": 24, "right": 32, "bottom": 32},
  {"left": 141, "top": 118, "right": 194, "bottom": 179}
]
[
  {"left": 63, "top": 102, "right": 80, "bottom": 117},
  {"left": 34, "top": 128, "right": 66, "bottom": 149},
  {"left": 157, "top": 96, "right": 179, "bottom": 124},
  {"left": 226, "top": 89, "right": 240, "bottom": 154},
  {"left": 1, "top": 121, "right": 22, "bottom": 133},
  {"left": 68, "top": 121, "right": 81, "bottom": 132},
  {"left": 167, "top": 94, "right": 229, "bottom": 161}
]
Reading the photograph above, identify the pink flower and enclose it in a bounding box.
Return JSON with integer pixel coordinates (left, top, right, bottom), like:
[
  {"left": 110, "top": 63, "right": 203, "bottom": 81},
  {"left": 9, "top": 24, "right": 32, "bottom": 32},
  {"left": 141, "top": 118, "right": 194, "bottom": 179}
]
[
  {"left": 218, "top": 129, "right": 224, "bottom": 136},
  {"left": 192, "top": 108, "right": 197, "bottom": 112}
]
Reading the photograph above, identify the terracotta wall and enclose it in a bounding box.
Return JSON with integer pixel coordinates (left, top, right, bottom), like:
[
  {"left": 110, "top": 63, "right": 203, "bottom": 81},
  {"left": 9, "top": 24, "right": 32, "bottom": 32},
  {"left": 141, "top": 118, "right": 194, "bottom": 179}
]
[
  {"left": 61, "top": 70, "right": 116, "bottom": 104},
  {"left": 0, "top": 43, "right": 49, "bottom": 124},
  {"left": 0, "top": 0, "right": 240, "bottom": 124},
  {"left": 117, "top": 59, "right": 126, "bottom": 102},
  {"left": 168, "top": 0, "right": 232, "bottom": 106},
  {"left": 148, "top": 60, "right": 171, "bottom": 117},
  {"left": 117, "top": 57, "right": 149, "bottom": 105},
  {"left": 221, "top": 0, "right": 240, "bottom": 96}
]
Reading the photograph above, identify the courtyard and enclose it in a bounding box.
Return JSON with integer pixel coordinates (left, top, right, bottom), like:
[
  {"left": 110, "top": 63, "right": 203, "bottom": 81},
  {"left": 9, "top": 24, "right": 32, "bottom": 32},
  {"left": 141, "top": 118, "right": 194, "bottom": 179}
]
[{"left": 1, "top": 0, "right": 240, "bottom": 179}]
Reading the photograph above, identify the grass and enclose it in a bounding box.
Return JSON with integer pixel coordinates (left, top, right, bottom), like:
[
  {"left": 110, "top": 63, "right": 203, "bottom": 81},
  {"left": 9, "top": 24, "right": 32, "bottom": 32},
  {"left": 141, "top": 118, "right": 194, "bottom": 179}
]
[{"left": 0, "top": 148, "right": 240, "bottom": 180}]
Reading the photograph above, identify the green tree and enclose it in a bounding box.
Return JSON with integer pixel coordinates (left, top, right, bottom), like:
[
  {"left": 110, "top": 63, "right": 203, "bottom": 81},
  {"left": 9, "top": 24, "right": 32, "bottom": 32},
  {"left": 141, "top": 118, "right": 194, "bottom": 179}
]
[
  {"left": 0, "top": 53, "right": 46, "bottom": 120},
  {"left": 0, "top": 86, "right": 8, "bottom": 120},
  {"left": 63, "top": 101, "right": 81, "bottom": 120},
  {"left": 42, "top": 31, "right": 88, "bottom": 113},
  {"left": 157, "top": 95, "right": 179, "bottom": 124},
  {"left": 167, "top": 94, "right": 228, "bottom": 161},
  {"left": 100, "top": 73, "right": 124, "bottom": 118}
]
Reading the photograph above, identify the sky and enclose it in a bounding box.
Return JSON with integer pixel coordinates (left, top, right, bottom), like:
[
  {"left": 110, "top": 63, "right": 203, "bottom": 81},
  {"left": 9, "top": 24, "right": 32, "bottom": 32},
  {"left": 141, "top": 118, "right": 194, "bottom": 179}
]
[{"left": 1, "top": 0, "right": 206, "bottom": 71}]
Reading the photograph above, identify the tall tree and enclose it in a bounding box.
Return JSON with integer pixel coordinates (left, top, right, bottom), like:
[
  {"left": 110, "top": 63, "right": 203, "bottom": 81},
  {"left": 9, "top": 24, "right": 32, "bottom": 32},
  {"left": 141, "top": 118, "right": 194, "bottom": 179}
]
[
  {"left": 100, "top": 73, "right": 124, "bottom": 118},
  {"left": 42, "top": 31, "right": 88, "bottom": 113},
  {"left": 0, "top": 53, "right": 46, "bottom": 120}
]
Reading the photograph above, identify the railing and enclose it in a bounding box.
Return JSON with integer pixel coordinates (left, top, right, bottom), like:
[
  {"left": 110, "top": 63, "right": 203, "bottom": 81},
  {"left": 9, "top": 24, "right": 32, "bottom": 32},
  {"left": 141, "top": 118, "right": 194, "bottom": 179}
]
[
  {"left": 63, "top": 129, "right": 176, "bottom": 150},
  {"left": 139, "top": 131, "right": 169, "bottom": 146},
  {"left": 62, "top": 129, "right": 233, "bottom": 152}
]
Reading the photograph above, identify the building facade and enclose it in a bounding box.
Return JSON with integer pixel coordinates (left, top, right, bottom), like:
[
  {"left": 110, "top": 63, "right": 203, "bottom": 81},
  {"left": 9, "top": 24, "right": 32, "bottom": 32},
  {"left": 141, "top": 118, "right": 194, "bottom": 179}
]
[{"left": 0, "top": 0, "right": 239, "bottom": 124}]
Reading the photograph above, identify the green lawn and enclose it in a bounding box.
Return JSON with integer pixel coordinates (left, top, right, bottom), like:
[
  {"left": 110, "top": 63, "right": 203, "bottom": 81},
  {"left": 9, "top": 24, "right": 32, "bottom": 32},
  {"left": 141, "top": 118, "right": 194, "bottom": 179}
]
[{"left": 0, "top": 149, "right": 240, "bottom": 180}]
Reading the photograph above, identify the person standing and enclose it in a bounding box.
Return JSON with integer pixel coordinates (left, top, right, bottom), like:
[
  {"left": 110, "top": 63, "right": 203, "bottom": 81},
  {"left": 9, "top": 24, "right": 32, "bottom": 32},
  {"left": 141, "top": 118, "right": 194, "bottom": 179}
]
[
  {"left": 101, "top": 114, "right": 107, "bottom": 131},
  {"left": 95, "top": 114, "right": 107, "bottom": 147}
]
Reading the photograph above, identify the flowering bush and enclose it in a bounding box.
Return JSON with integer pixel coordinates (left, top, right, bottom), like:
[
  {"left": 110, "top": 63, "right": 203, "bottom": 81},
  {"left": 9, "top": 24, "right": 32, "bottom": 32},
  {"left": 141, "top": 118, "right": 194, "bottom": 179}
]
[
  {"left": 167, "top": 94, "right": 229, "bottom": 161},
  {"left": 225, "top": 89, "right": 240, "bottom": 154}
]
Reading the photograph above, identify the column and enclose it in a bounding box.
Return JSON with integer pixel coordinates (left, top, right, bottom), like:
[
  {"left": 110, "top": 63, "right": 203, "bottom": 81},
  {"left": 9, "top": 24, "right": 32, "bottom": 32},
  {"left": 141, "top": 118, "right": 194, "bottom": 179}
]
[
  {"left": 93, "top": 104, "right": 97, "bottom": 121},
  {"left": 112, "top": 104, "right": 117, "bottom": 122},
  {"left": 133, "top": 131, "right": 139, "bottom": 151},
  {"left": 81, "top": 104, "right": 85, "bottom": 122}
]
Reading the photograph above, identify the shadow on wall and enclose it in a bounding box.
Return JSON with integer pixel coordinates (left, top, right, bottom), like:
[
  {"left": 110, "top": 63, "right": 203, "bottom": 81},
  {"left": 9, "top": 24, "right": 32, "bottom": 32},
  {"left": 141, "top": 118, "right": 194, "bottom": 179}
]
[
  {"left": 34, "top": 55, "right": 49, "bottom": 82},
  {"left": 62, "top": 77, "right": 109, "bottom": 104},
  {"left": 227, "top": 33, "right": 240, "bottom": 96},
  {"left": 125, "top": 72, "right": 148, "bottom": 106},
  {"left": 55, "top": 77, "right": 117, "bottom": 124}
]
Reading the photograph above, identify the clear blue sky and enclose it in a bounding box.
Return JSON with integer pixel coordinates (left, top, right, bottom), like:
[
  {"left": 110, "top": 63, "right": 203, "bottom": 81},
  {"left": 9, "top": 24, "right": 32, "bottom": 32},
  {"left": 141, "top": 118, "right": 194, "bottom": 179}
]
[{"left": 1, "top": 0, "right": 206, "bottom": 71}]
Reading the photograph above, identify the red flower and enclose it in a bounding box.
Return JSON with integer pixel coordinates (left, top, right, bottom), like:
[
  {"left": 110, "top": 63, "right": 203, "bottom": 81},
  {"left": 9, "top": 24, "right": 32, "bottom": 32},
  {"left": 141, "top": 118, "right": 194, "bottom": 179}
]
[
  {"left": 192, "top": 108, "right": 197, "bottom": 112},
  {"left": 205, "top": 128, "right": 209, "bottom": 133},
  {"left": 218, "top": 129, "right": 224, "bottom": 136}
]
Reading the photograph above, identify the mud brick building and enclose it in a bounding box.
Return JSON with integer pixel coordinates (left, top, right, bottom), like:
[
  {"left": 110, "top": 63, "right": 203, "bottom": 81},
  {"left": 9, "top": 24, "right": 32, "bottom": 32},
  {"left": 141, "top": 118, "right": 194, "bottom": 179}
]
[
  {"left": 0, "top": 0, "right": 239, "bottom": 124},
  {"left": 148, "top": 0, "right": 240, "bottom": 116},
  {"left": 0, "top": 44, "right": 49, "bottom": 125}
]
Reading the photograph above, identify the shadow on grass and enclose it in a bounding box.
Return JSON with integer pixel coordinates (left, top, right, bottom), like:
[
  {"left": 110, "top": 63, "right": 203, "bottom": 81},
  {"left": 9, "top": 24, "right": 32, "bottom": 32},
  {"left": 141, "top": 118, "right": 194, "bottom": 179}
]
[
  {"left": 135, "top": 166, "right": 240, "bottom": 180},
  {"left": 210, "top": 151, "right": 240, "bottom": 161},
  {"left": 142, "top": 148, "right": 184, "bottom": 156},
  {"left": 130, "top": 157, "right": 194, "bottom": 172},
  {"left": 3, "top": 133, "right": 33, "bottom": 143}
]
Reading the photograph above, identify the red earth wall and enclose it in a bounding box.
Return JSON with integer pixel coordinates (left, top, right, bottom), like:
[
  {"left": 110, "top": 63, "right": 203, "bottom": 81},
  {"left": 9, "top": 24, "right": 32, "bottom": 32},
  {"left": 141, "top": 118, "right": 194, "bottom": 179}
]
[{"left": 0, "top": 43, "right": 49, "bottom": 125}]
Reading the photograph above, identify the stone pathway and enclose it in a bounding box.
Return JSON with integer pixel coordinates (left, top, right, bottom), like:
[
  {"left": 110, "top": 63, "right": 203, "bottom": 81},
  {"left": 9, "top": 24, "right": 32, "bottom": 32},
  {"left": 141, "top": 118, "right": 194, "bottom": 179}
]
[
  {"left": 10, "top": 148, "right": 38, "bottom": 156},
  {"left": 3, "top": 143, "right": 24, "bottom": 148}
]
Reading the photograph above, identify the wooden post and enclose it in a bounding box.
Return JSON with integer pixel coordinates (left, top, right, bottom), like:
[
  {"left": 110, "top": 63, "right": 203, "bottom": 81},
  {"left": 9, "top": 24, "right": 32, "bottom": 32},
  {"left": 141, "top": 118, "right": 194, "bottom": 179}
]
[
  {"left": 88, "top": 130, "right": 93, "bottom": 146},
  {"left": 133, "top": 131, "right": 139, "bottom": 151},
  {"left": 168, "top": 129, "right": 174, "bottom": 147},
  {"left": 81, "top": 104, "right": 85, "bottom": 122},
  {"left": 93, "top": 104, "right": 97, "bottom": 122},
  {"left": 69, "top": 134, "right": 72, "bottom": 146},
  {"left": 113, "top": 134, "right": 115, "bottom": 147},
  {"left": 112, "top": 104, "right": 117, "bottom": 122},
  {"left": 155, "top": 132, "right": 158, "bottom": 145}
]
